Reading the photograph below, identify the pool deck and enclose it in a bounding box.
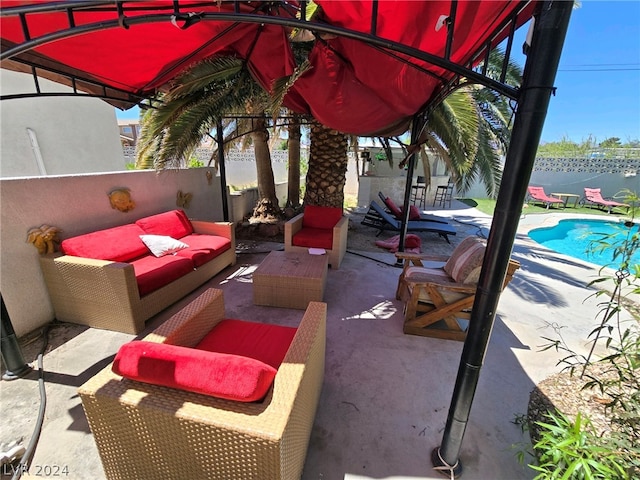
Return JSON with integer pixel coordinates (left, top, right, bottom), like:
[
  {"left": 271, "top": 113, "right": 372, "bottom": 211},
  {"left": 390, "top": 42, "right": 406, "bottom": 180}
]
[{"left": 1, "top": 202, "right": 638, "bottom": 480}]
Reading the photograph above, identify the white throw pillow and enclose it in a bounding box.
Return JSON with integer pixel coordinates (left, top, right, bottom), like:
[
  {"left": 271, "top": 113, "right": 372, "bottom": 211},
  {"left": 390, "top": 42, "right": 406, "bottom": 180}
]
[{"left": 140, "top": 235, "right": 189, "bottom": 257}]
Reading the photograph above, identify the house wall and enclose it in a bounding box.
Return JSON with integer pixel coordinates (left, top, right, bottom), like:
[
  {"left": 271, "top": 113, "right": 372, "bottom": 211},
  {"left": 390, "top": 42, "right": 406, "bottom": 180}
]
[
  {"left": 0, "top": 70, "right": 125, "bottom": 177},
  {"left": 0, "top": 168, "right": 224, "bottom": 337}
]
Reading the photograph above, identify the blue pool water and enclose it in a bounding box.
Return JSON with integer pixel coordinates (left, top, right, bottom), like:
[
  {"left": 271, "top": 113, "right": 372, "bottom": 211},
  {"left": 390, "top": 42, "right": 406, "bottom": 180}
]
[{"left": 528, "top": 218, "right": 640, "bottom": 268}]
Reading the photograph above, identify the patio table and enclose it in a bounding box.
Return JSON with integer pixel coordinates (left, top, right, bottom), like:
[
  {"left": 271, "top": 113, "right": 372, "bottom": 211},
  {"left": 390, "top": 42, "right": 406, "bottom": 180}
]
[
  {"left": 551, "top": 192, "right": 580, "bottom": 208},
  {"left": 253, "top": 250, "right": 328, "bottom": 309}
]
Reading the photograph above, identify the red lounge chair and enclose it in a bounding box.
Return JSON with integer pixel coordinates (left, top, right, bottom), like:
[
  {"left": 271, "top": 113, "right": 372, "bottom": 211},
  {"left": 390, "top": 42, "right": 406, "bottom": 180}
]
[
  {"left": 582, "top": 188, "right": 630, "bottom": 214},
  {"left": 527, "top": 186, "right": 565, "bottom": 209}
]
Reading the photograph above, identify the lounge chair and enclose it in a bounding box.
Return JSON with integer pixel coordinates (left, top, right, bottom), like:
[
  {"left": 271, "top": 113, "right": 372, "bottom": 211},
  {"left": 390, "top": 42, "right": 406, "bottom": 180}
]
[
  {"left": 581, "top": 187, "right": 630, "bottom": 214},
  {"left": 526, "top": 186, "right": 565, "bottom": 209},
  {"left": 361, "top": 200, "right": 456, "bottom": 243},
  {"left": 378, "top": 192, "right": 449, "bottom": 224},
  {"left": 395, "top": 237, "right": 520, "bottom": 341}
]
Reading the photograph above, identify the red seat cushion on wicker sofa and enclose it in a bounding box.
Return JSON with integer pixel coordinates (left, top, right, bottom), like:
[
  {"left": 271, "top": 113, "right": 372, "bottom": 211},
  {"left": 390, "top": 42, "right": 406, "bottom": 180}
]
[
  {"left": 130, "top": 255, "right": 194, "bottom": 297},
  {"left": 175, "top": 233, "right": 232, "bottom": 268},
  {"left": 292, "top": 227, "right": 334, "bottom": 250},
  {"left": 112, "top": 341, "right": 277, "bottom": 402},
  {"left": 301, "top": 205, "right": 343, "bottom": 230},
  {"left": 61, "top": 224, "right": 149, "bottom": 262},
  {"left": 135, "top": 209, "right": 194, "bottom": 240},
  {"left": 196, "top": 319, "right": 297, "bottom": 369}
]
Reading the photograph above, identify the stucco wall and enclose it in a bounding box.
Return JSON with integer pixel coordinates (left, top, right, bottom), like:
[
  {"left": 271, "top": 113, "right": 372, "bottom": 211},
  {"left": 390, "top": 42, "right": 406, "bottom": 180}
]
[
  {"left": 0, "top": 168, "right": 225, "bottom": 337},
  {"left": 0, "top": 70, "right": 125, "bottom": 177}
]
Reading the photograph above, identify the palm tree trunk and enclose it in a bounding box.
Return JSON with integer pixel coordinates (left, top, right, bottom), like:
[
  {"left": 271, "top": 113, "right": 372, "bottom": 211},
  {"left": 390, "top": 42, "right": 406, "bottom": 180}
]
[
  {"left": 250, "top": 115, "right": 281, "bottom": 222},
  {"left": 286, "top": 113, "right": 301, "bottom": 208},
  {"left": 304, "top": 119, "right": 348, "bottom": 208}
]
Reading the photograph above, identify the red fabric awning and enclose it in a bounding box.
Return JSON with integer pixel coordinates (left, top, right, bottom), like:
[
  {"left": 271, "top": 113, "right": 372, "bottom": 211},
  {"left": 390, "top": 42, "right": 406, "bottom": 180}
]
[{"left": 0, "top": 0, "right": 539, "bottom": 136}]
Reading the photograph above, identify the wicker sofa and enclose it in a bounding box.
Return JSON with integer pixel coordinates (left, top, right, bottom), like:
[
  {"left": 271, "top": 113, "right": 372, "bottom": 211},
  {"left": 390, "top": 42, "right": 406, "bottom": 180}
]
[
  {"left": 79, "top": 288, "right": 326, "bottom": 480},
  {"left": 40, "top": 210, "right": 236, "bottom": 334}
]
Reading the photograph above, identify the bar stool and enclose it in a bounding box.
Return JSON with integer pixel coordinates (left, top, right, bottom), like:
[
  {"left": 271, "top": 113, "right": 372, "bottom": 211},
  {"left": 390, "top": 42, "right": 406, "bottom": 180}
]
[
  {"left": 411, "top": 176, "right": 427, "bottom": 207},
  {"left": 433, "top": 182, "right": 454, "bottom": 208}
]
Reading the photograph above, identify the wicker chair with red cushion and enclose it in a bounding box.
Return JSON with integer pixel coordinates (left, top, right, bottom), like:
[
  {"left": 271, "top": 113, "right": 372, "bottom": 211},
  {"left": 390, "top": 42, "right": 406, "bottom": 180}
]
[
  {"left": 284, "top": 205, "right": 349, "bottom": 269},
  {"left": 79, "top": 288, "right": 326, "bottom": 480}
]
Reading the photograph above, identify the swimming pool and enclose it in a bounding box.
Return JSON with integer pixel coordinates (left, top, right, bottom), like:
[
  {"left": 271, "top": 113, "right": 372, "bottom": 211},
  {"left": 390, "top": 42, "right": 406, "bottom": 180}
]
[{"left": 528, "top": 218, "right": 640, "bottom": 268}]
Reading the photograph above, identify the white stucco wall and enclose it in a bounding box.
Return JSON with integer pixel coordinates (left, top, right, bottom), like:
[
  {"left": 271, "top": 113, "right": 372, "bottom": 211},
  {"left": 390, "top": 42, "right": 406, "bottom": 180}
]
[
  {"left": 0, "top": 69, "right": 124, "bottom": 177},
  {"left": 0, "top": 168, "right": 225, "bottom": 337}
]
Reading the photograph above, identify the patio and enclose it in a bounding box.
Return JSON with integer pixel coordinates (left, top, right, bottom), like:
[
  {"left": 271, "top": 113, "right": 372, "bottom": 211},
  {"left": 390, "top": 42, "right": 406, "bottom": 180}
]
[{"left": 3, "top": 200, "right": 635, "bottom": 480}]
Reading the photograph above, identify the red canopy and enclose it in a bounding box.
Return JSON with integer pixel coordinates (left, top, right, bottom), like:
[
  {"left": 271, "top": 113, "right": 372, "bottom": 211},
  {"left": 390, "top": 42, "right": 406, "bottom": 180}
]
[{"left": 0, "top": 1, "right": 538, "bottom": 135}]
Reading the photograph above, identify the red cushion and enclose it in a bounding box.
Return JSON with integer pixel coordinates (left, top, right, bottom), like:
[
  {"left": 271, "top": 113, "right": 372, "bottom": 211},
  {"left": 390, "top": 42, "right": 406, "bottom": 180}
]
[
  {"left": 112, "top": 341, "right": 277, "bottom": 402},
  {"left": 383, "top": 197, "right": 403, "bottom": 218},
  {"left": 408, "top": 205, "right": 422, "bottom": 221},
  {"left": 196, "top": 319, "right": 297, "bottom": 369},
  {"left": 135, "top": 210, "right": 194, "bottom": 239},
  {"left": 175, "top": 233, "right": 232, "bottom": 267},
  {"left": 130, "top": 255, "right": 194, "bottom": 297},
  {"left": 60, "top": 224, "right": 148, "bottom": 262},
  {"left": 292, "top": 227, "right": 334, "bottom": 250},
  {"left": 302, "top": 205, "right": 342, "bottom": 230}
]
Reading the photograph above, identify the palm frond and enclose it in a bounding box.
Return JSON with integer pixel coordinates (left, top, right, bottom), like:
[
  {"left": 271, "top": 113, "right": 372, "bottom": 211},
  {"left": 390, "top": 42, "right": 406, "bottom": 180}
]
[
  {"left": 269, "top": 59, "right": 312, "bottom": 118},
  {"left": 164, "top": 57, "right": 244, "bottom": 99}
]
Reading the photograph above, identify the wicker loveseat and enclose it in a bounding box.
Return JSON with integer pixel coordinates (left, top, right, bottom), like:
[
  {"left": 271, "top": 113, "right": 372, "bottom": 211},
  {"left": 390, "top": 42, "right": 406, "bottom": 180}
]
[
  {"left": 79, "top": 288, "right": 326, "bottom": 480},
  {"left": 40, "top": 210, "right": 236, "bottom": 334}
]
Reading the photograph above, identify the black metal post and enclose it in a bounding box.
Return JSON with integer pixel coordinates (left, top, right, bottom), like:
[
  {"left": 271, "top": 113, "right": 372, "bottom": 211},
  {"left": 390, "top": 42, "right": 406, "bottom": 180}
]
[
  {"left": 433, "top": 1, "right": 573, "bottom": 475},
  {"left": 216, "top": 121, "right": 230, "bottom": 222},
  {"left": 1, "top": 293, "right": 32, "bottom": 380},
  {"left": 398, "top": 114, "right": 426, "bottom": 262}
]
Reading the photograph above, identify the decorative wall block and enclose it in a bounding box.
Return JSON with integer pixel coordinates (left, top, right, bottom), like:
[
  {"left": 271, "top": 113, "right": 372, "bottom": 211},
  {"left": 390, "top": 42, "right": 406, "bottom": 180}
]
[
  {"left": 108, "top": 188, "right": 136, "bottom": 212},
  {"left": 26, "top": 225, "right": 61, "bottom": 255}
]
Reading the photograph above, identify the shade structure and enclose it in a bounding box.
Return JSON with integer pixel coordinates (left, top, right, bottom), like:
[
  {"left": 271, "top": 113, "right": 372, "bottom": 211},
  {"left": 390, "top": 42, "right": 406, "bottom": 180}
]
[
  {"left": 1, "top": 0, "right": 537, "bottom": 136},
  {"left": 0, "top": 1, "right": 573, "bottom": 477}
]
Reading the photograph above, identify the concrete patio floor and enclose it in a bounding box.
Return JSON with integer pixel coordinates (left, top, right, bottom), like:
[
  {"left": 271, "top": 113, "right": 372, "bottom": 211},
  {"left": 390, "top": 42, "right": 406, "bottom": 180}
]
[{"left": 2, "top": 201, "right": 637, "bottom": 480}]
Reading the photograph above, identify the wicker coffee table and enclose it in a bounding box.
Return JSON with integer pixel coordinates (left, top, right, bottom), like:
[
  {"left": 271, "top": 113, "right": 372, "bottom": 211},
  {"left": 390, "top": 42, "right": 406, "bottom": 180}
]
[{"left": 253, "top": 251, "right": 328, "bottom": 309}]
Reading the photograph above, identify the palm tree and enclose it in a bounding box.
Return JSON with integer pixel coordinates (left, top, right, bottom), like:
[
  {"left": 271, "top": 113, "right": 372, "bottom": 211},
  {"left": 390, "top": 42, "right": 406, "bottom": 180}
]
[
  {"left": 135, "top": 57, "right": 281, "bottom": 221},
  {"left": 413, "top": 49, "right": 523, "bottom": 197},
  {"left": 286, "top": 111, "right": 302, "bottom": 209},
  {"left": 304, "top": 119, "right": 348, "bottom": 207}
]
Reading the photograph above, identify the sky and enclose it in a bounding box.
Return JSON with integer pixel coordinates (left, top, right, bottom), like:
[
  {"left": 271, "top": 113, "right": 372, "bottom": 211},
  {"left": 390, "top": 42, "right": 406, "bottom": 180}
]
[{"left": 115, "top": 1, "right": 640, "bottom": 145}]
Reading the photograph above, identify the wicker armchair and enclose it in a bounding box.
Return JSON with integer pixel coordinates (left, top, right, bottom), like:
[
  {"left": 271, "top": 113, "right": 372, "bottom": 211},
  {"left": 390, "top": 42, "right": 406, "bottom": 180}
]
[
  {"left": 284, "top": 205, "right": 349, "bottom": 269},
  {"left": 78, "top": 288, "right": 326, "bottom": 480}
]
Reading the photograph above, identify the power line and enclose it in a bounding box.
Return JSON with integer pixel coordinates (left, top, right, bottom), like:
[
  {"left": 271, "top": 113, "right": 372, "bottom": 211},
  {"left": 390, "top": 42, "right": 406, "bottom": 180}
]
[{"left": 558, "top": 67, "right": 640, "bottom": 72}]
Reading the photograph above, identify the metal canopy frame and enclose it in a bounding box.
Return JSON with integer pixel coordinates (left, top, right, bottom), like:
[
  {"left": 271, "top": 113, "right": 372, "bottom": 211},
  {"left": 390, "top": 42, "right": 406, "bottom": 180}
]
[
  {"left": 1, "top": 0, "right": 527, "bottom": 105},
  {"left": 0, "top": 1, "right": 573, "bottom": 476}
]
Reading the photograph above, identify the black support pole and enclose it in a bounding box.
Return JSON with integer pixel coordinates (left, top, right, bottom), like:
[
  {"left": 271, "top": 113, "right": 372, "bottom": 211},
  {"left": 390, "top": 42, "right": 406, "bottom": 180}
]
[
  {"left": 398, "top": 113, "right": 426, "bottom": 261},
  {"left": 216, "top": 121, "right": 230, "bottom": 222},
  {"left": 1, "top": 292, "right": 32, "bottom": 380},
  {"left": 433, "top": 1, "right": 573, "bottom": 476}
]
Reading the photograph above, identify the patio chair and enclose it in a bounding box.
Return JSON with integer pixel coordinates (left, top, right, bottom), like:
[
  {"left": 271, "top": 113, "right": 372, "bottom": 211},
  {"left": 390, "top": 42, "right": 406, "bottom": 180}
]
[
  {"left": 78, "top": 288, "right": 326, "bottom": 480},
  {"left": 395, "top": 237, "right": 520, "bottom": 341},
  {"left": 526, "top": 186, "right": 565, "bottom": 209},
  {"left": 378, "top": 192, "right": 449, "bottom": 224},
  {"left": 581, "top": 187, "right": 630, "bottom": 214},
  {"left": 433, "top": 180, "right": 455, "bottom": 208},
  {"left": 284, "top": 204, "right": 348, "bottom": 269},
  {"left": 410, "top": 175, "right": 427, "bottom": 207},
  {"left": 361, "top": 200, "right": 456, "bottom": 243}
]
